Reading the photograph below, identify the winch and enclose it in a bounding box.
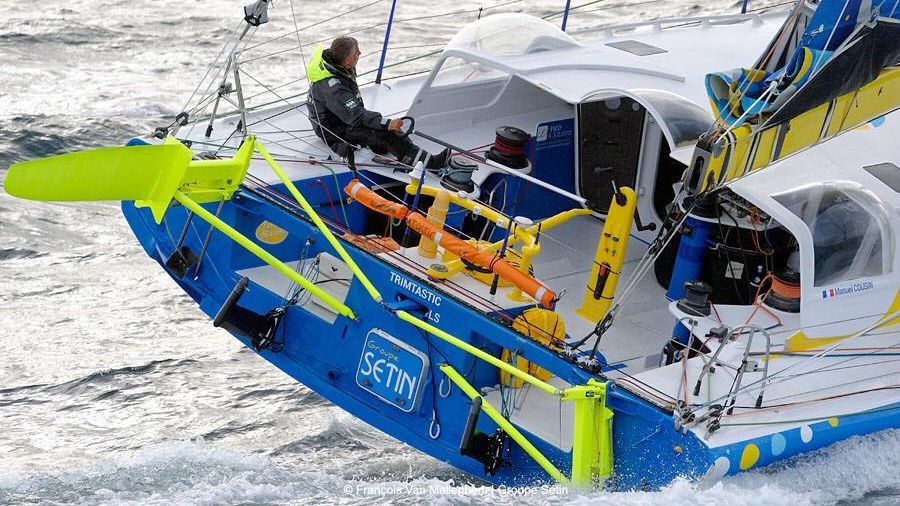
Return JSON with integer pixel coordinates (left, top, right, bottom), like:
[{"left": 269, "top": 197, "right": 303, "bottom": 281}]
[
  {"left": 441, "top": 154, "right": 478, "bottom": 192},
  {"left": 486, "top": 126, "right": 530, "bottom": 169}
]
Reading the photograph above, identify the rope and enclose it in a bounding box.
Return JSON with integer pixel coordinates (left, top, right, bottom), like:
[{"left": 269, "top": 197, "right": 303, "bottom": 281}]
[
  {"left": 754, "top": 368, "right": 900, "bottom": 406},
  {"left": 718, "top": 403, "right": 900, "bottom": 427},
  {"left": 393, "top": 0, "right": 524, "bottom": 24},
  {"left": 746, "top": 0, "right": 797, "bottom": 13},
  {"left": 239, "top": 22, "right": 386, "bottom": 65},
  {"left": 769, "top": 274, "right": 800, "bottom": 299},
  {"left": 542, "top": 0, "right": 606, "bottom": 21}
]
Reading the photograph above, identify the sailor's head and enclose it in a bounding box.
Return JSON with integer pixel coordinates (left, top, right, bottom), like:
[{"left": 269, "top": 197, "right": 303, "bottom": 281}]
[{"left": 328, "top": 36, "right": 361, "bottom": 69}]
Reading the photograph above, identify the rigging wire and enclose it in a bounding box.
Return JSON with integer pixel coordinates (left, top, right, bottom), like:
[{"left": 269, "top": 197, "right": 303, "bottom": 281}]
[
  {"left": 236, "top": 67, "right": 332, "bottom": 156},
  {"left": 178, "top": 19, "right": 245, "bottom": 116},
  {"left": 717, "top": 403, "right": 900, "bottom": 427},
  {"left": 170, "top": 2, "right": 900, "bottom": 419},
  {"left": 201, "top": 0, "right": 533, "bottom": 118},
  {"left": 241, "top": 0, "right": 385, "bottom": 54},
  {"left": 684, "top": 313, "right": 899, "bottom": 416},
  {"left": 602, "top": 311, "right": 899, "bottom": 415},
  {"left": 542, "top": 0, "right": 606, "bottom": 21},
  {"left": 551, "top": 0, "right": 667, "bottom": 18},
  {"left": 184, "top": 24, "right": 260, "bottom": 138}
]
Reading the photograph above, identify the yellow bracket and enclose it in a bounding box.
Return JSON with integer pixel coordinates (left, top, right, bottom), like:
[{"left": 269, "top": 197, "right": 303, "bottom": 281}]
[
  {"left": 397, "top": 311, "right": 614, "bottom": 487},
  {"left": 172, "top": 135, "right": 255, "bottom": 206},
  {"left": 561, "top": 380, "right": 613, "bottom": 487}
]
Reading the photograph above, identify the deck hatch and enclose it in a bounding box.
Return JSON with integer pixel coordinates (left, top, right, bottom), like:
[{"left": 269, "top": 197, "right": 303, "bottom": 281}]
[
  {"left": 605, "top": 40, "right": 667, "bottom": 56},
  {"left": 863, "top": 162, "right": 900, "bottom": 193}
]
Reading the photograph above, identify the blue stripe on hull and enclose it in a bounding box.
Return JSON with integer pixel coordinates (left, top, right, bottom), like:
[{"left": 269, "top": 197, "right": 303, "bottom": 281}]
[{"left": 119, "top": 179, "right": 900, "bottom": 490}]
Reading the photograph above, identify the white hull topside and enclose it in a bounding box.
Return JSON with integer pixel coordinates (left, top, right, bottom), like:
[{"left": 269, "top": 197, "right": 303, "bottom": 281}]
[{"left": 173, "top": 9, "right": 899, "bottom": 457}]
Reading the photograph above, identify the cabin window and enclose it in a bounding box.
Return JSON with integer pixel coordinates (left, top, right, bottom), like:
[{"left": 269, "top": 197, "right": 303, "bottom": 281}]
[
  {"left": 431, "top": 56, "right": 508, "bottom": 88},
  {"left": 774, "top": 182, "right": 893, "bottom": 286},
  {"left": 864, "top": 163, "right": 900, "bottom": 193}
]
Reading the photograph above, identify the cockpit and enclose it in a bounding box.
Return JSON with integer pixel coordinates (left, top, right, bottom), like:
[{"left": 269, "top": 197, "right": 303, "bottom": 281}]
[
  {"left": 774, "top": 182, "right": 893, "bottom": 286},
  {"left": 406, "top": 14, "right": 714, "bottom": 236},
  {"left": 726, "top": 124, "right": 900, "bottom": 338}
]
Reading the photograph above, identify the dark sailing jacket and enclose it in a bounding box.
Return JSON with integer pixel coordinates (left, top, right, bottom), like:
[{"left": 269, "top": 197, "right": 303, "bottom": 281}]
[{"left": 305, "top": 47, "right": 389, "bottom": 141}]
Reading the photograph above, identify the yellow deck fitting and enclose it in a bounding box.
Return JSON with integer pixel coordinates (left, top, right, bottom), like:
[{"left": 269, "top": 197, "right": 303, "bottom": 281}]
[{"left": 577, "top": 187, "right": 637, "bottom": 323}]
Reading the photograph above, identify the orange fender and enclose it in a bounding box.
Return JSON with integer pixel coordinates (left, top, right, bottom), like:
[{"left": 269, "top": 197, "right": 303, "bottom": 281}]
[
  {"left": 345, "top": 180, "right": 556, "bottom": 308},
  {"left": 345, "top": 179, "right": 408, "bottom": 220}
]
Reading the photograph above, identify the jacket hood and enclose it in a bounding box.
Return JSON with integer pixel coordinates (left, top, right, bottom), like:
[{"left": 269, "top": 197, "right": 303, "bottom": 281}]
[{"left": 306, "top": 46, "right": 335, "bottom": 83}]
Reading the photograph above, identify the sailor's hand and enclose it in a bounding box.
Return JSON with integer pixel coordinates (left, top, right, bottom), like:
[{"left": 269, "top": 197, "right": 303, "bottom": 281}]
[{"left": 387, "top": 118, "right": 403, "bottom": 132}]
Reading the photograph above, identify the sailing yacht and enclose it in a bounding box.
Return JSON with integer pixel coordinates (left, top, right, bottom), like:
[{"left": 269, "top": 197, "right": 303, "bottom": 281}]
[{"left": 5, "top": 0, "right": 899, "bottom": 489}]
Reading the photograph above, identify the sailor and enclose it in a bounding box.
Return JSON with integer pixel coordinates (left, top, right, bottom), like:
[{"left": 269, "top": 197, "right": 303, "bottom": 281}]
[{"left": 306, "top": 36, "right": 450, "bottom": 170}]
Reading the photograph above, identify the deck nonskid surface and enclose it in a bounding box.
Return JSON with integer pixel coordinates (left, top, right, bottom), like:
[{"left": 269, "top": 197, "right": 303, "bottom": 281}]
[
  {"left": 365, "top": 211, "right": 678, "bottom": 373},
  {"left": 533, "top": 213, "right": 673, "bottom": 372}
]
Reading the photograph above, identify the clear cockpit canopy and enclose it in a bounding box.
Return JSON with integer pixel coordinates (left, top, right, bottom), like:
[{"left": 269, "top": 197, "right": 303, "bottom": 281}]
[
  {"left": 774, "top": 181, "right": 894, "bottom": 286},
  {"left": 445, "top": 13, "right": 580, "bottom": 57},
  {"left": 431, "top": 14, "right": 580, "bottom": 89}
]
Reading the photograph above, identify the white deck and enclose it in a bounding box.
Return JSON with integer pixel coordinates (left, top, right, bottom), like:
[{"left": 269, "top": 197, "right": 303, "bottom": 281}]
[
  {"left": 177, "top": 10, "right": 789, "bottom": 194},
  {"left": 190, "top": 9, "right": 899, "bottom": 455}
]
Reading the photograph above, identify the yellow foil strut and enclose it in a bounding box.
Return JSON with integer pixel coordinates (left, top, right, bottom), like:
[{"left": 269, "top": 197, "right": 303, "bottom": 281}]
[
  {"left": 255, "top": 143, "right": 383, "bottom": 303},
  {"left": 439, "top": 363, "right": 569, "bottom": 485},
  {"left": 174, "top": 191, "right": 356, "bottom": 320}
]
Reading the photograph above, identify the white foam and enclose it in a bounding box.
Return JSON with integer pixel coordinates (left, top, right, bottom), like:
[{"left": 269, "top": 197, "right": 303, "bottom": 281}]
[
  {"left": 2, "top": 430, "right": 897, "bottom": 506},
  {"left": 713, "top": 429, "right": 900, "bottom": 505},
  {"left": 0, "top": 440, "right": 337, "bottom": 505},
  {"left": 0, "top": 471, "right": 22, "bottom": 489}
]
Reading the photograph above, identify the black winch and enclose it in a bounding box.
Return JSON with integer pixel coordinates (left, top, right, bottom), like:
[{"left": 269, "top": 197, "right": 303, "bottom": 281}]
[
  {"left": 485, "top": 126, "right": 530, "bottom": 169},
  {"left": 676, "top": 281, "right": 713, "bottom": 317},
  {"left": 440, "top": 155, "right": 478, "bottom": 193}
]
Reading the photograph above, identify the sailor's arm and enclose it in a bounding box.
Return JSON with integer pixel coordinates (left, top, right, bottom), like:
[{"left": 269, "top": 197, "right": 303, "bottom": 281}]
[{"left": 323, "top": 81, "right": 390, "bottom": 130}]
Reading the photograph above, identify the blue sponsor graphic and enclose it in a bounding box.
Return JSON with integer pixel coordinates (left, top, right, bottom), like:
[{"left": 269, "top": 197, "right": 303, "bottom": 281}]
[{"left": 356, "top": 329, "right": 429, "bottom": 412}]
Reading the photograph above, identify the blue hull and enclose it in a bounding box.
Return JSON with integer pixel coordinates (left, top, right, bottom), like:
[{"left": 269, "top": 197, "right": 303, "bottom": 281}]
[{"left": 120, "top": 171, "right": 900, "bottom": 490}]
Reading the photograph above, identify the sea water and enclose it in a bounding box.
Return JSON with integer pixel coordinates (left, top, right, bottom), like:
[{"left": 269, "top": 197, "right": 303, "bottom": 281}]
[{"left": 2, "top": 1, "right": 898, "bottom": 504}]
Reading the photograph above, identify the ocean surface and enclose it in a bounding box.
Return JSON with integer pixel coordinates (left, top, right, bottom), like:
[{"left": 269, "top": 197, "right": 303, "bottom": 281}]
[{"left": 1, "top": 1, "right": 898, "bottom": 505}]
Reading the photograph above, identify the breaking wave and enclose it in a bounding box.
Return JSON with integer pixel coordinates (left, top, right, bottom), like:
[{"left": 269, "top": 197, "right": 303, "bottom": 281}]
[{"left": 0, "top": 430, "right": 896, "bottom": 505}]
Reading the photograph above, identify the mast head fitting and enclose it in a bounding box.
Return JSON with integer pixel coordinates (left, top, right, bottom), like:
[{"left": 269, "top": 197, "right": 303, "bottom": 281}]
[{"left": 244, "top": 1, "right": 270, "bottom": 27}]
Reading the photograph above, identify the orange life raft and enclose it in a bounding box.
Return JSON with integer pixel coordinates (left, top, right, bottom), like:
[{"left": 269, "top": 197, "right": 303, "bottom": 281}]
[{"left": 344, "top": 179, "right": 556, "bottom": 308}]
